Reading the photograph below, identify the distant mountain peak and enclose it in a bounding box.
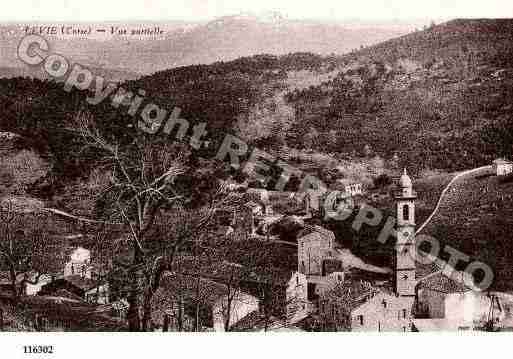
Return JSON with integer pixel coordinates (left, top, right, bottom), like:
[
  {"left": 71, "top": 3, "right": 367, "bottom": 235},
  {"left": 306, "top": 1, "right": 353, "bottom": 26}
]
[
  {"left": 212, "top": 11, "right": 288, "bottom": 25},
  {"left": 248, "top": 10, "right": 287, "bottom": 23}
]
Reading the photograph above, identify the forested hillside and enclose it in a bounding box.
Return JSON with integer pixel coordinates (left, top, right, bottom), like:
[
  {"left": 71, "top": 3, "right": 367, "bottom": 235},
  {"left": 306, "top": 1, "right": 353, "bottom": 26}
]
[
  {"left": 1, "top": 19, "right": 513, "bottom": 201},
  {"left": 131, "top": 18, "right": 513, "bottom": 174}
]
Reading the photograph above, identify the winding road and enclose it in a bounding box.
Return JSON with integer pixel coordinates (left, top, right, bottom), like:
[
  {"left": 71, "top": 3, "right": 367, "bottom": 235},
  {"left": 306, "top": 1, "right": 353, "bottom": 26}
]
[{"left": 415, "top": 165, "right": 492, "bottom": 235}]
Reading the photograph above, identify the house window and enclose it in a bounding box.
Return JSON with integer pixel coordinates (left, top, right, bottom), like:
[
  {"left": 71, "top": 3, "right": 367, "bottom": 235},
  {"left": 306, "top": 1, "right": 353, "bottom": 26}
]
[
  {"left": 296, "top": 276, "right": 299, "bottom": 286},
  {"left": 358, "top": 315, "right": 364, "bottom": 326},
  {"left": 402, "top": 204, "right": 410, "bottom": 221},
  {"left": 307, "top": 283, "right": 317, "bottom": 301},
  {"left": 402, "top": 309, "right": 407, "bottom": 319},
  {"left": 382, "top": 300, "right": 387, "bottom": 308}
]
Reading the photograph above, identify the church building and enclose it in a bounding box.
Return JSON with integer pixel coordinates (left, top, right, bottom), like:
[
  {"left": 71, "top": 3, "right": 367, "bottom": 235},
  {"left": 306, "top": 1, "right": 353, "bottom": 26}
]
[{"left": 351, "top": 169, "right": 417, "bottom": 331}]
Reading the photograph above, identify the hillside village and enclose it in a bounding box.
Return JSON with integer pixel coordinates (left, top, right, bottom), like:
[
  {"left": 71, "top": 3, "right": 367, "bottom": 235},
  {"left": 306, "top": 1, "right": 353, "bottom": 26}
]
[
  {"left": 1, "top": 156, "right": 512, "bottom": 331},
  {"left": 1, "top": 18, "right": 513, "bottom": 332}
]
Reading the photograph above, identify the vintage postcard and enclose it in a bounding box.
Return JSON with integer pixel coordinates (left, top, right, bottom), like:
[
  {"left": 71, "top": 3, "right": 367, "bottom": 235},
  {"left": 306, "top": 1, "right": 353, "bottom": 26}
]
[{"left": 0, "top": 0, "right": 512, "bottom": 357}]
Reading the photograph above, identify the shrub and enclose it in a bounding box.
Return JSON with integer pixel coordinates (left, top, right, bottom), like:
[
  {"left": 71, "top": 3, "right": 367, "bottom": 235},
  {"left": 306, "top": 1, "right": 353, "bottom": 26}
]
[{"left": 374, "top": 173, "right": 393, "bottom": 189}]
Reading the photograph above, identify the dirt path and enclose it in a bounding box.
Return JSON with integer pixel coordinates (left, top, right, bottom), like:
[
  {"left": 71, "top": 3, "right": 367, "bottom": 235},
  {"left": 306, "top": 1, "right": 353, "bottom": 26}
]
[
  {"left": 42, "top": 208, "right": 119, "bottom": 225},
  {"left": 415, "top": 165, "right": 491, "bottom": 235}
]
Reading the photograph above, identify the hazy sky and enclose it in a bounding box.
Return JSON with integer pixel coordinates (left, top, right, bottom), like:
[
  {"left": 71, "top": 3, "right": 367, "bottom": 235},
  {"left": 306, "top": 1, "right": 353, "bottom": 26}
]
[{"left": 1, "top": 0, "right": 512, "bottom": 22}]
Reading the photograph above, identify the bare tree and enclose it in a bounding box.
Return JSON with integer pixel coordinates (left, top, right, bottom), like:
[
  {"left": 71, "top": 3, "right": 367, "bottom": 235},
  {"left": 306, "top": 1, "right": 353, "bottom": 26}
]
[
  {"left": 201, "top": 232, "right": 291, "bottom": 332},
  {"left": 72, "top": 112, "right": 228, "bottom": 331},
  {"left": 139, "top": 206, "right": 221, "bottom": 331}
]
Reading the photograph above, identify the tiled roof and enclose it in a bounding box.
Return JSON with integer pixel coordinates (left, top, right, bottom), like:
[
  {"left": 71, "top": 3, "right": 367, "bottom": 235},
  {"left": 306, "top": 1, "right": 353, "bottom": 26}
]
[
  {"left": 52, "top": 289, "right": 85, "bottom": 302},
  {"left": 229, "top": 310, "right": 269, "bottom": 331},
  {"left": 298, "top": 225, "right": 335, "bottom": 241},
  {"left": 323, "top": 279, "right": 379, "bottom": 311},
  {"left": 416, "top": 261, "right": 440, "bottom": 280},
  {"left": 63, "top": 275, "right": 99, "bottom": 291},
  {"left": 417, "top": 271, "right": 471, "bottom": 294},
  {"left": 155, "top": 271, "right": 231, "bottom": 306},
  {"left": 493, "top": 158, "right": 512, "bottom": 164}
]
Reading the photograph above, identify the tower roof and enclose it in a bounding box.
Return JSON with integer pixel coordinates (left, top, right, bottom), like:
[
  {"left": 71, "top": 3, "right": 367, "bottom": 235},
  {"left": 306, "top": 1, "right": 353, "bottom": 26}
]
[
  {"left": 494, "top": 158, "right": 512, "bottom": 165},
  {"left": 399, "top": 168, "right": 412, "bottom": 188}
]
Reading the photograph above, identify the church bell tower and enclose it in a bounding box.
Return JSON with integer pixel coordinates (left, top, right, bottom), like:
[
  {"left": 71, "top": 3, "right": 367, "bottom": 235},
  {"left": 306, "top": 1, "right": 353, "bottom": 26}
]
[{"left": 395, "top": 169, "right": 417, "bottom": 298}]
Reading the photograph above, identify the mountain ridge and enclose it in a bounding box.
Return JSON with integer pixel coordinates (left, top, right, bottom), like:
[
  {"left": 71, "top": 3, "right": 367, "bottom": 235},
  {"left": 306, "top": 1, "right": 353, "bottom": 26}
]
[{"left": 0, "top": 16, "right": 415, "bottom": 75}]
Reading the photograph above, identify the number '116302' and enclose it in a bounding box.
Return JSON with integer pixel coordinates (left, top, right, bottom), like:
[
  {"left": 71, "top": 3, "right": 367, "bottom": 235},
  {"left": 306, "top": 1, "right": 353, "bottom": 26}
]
[{"left": 23, "top": 345, "right": 54, "bottom": 354}]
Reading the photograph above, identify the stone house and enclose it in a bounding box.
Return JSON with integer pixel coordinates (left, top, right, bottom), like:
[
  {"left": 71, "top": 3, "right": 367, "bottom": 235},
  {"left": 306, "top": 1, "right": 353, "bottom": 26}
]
[
  {"left": 64, "top": 247, "right": 93, "bottom": 279},
  {"left": 23, "top": 273, "right": 54, "bottom": 296},
  {"left": 297, "top": 225, "right": 336, "bottom": 276},
  {"left": 14, "top": 246, "right": 98, "bottom": 298},
  {"left": 286, "top": 225, "right": 348, "bottom": 325},
  {"left": 414, "top": 270, "right": 513, "bottom": 331},
  {"left": 493, "top": 158, "right": 513, "bottom": 176},
  {"left": 344, "top": 183, "right": 363, "bottom": 196},
  {"left": 351, "top": 290, "right": 414, "bottom": 332},
  {"left": 151, "top": 271, "right": 260, "bottom": 332}
]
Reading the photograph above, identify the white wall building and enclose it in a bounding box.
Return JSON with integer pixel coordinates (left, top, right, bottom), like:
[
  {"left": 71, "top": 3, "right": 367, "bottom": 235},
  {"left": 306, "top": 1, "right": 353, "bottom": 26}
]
[
  {"left": 352, "top": 291, "right": 414, "bottom": 332},
  {"left": 25, "top": 274, "right": 53, "bottom": 296},
  {"left": 493, "top": 158, "right": 513, "bottom": 176},
  {"left": 64, "top": 247, "right": 92, "bottom": 279}
]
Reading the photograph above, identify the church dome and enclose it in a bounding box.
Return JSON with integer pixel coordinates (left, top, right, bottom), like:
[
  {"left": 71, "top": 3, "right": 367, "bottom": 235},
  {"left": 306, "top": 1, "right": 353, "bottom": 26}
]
[{"left": 399, "top": 168, "right": 412, "bottom": 188}]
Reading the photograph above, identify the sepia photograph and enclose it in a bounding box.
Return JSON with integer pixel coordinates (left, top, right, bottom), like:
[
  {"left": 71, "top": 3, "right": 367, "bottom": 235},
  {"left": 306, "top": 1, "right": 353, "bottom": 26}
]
[{"left": 0, "top": 0, "right": 512, "bottom": 357}]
